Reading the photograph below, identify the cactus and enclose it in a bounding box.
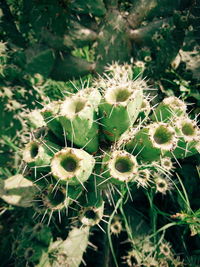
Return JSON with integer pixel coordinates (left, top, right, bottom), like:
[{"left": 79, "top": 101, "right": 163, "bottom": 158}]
[
  {"left": 40, "top": 101, "right": 63, "bottom": 140},
  {"left": 1, "top": 0, "right": 200, "bottom": 265},
  {"left": 123, "top": 236, "right": 184, "bottom": 266},
  {"left": 0, "top": 42, "right": 7, "bottom": 76},
  {"left": 124, "top": 122, "right": 178, "bottom": 162},
  {"left": 169, "top": 116, "right": 200, "bottom": 159},
  {"left": 79, "top": 203, "right": 104, "bottom": 227},
  {"left": 59, "top": 88, "right": 101, "bottom": 153},
  {"left": 98, "top": 72, "right": 144, "bottom": 141},
  {"left": 0, "top": 42, "right": 78, "bottom": 170},
  {"left": 151, "top": 96, "right": 187, "bottom": 122},
  {"left": 0, "top": 63, "right": 199, "bottom": 266},
  {"left": 1, "top": 0, "right": 199, "bottom": 170},
  {"left": 12, "top": 222, "right": 52, "bottom": 266},
  {"left": 102, "top": 150, "right": 138, "bottom": 184},
  {"left": 23, "top": 139, "right": 60, "bottom": 170}
]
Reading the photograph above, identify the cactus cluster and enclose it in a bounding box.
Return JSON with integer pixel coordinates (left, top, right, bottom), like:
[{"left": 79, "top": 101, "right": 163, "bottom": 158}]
[
  {"left": 1, "top": 0, "right": 200, "bottom": 265},
  {"left": 1, "top": 0, "right": 199, "bottom": 172},
  {"left": 0, "top": 63, "right": 199, "bottom": 266}
]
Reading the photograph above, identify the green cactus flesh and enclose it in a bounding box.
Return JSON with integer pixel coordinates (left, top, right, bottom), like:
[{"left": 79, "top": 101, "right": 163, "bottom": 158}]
[
  {"left": 151, "top": 96, "right": 187, "bottom": 122},
  {"left": 125, "top": 123, "right": 177, "bottom": 162},
  {"left": 99, "top": 78, "right": 144, "bottom": 141},
  {"left": 59, "top": 94, "right": 99, "bottom": 153},
  {"left": 41, "top": 101, "right": 64, "bottom": 140}
]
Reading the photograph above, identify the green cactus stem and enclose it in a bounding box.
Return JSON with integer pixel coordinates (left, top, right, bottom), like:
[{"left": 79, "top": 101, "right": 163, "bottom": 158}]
[
  {"left": 79, "top": 203, "right": 104, "bottom": 226},
  {"left": 24, "top": 244, "right": 47, "bottom": 263},
  {"left": 129, "top": 18, "right": 173, "bottom": 45},
  {"left": 15, "top": 238, "right": 48, "bottom": 266},
  {"left": 79, "top": 173, "right": 103, "bottom": 208},
  {"left": 102, "top": 150, "right": 138, "bottom": 184},
  {"left": 0, "top": 0, "right": 27, "bottom": 48},
  {"left": 31, "top": 223, "right": 52, "bottom": 247},
  {"left": 25, "top": 47, "right": 55, "bottom": 77},
  {"left": 0, "top": 174, "right": 38, "bottom": 207},
  {"left": 59, "top": 94, "right": 99, "bottom": 153},
  {"left": 34, "top": 181, "right": 83, "bottom": 215},
  {"left": 51, "top": 147, "right": 95, "bottom": 185},
  {"left": 0, "top": 42, "right": 8, "bottom": 76},
  {"left": 127, "top": 0, "right": 181, "bottom": 29},
  {"left": 99, "top": 78, "right": 144, "bottom": 141},
  {"left": 166, "top": 117, "right": 200, "bottom": 159},
  {"left": 95, "top": 10, "right": 132, "bottom": 73},
  {"left": 13, "top": 222, "right": 52, "bottom": 263},
  {"left": 41, "top": 101, "right": 63, "bottom": 140},
  {"left": 23, "top": 140, "right": 60, "bottom": 170},
  {"left": 125, "top": 123, "right": 177, "bottom": 162},
  {"left": 151, "top": 96, "right": 187, "bottom": 122}
]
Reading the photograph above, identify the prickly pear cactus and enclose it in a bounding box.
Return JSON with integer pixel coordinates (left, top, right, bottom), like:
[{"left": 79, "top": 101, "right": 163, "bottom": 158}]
[{"left": 1, "top": 63, "right": 199, "bottom": 266}]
